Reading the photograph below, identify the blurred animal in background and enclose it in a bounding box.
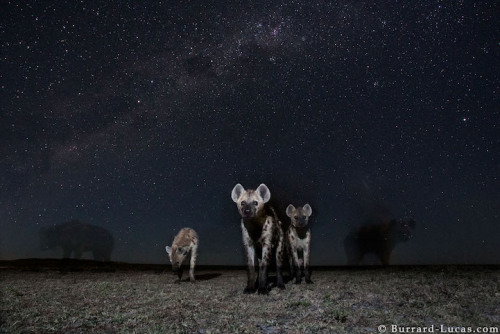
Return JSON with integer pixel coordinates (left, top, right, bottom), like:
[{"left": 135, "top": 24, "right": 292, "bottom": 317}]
[
  {"left": 165, "top": 228, "right": 199, "bottom": 282},
  {"left": 286, "top": 204, "right": 313, "bottom": 284},
  {"left": 39, "top": 220, "right": 114, "bottom": 261},
  {"left": 231, "top": 183, "right": 285, "bottom": 294},
  {"left": 344, "top": 218, "right": 416, "bottom": 266}
]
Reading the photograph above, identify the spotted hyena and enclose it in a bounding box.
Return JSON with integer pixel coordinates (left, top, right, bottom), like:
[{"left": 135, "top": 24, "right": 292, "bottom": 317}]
[
  {"left": 39, "top": 220, "right": 114, "bottom": 261},
  {"left": 286, "top": 204, "right": 313, "bottom": 284},
  {"left": 165, "top": 228, "right": 199, "bottom": 282},
  {"left": 344, "top": 218, "right": 416, "bottom": 266},
  {"left": 231, "top": 183, "right": 285, "bottom": 294}
]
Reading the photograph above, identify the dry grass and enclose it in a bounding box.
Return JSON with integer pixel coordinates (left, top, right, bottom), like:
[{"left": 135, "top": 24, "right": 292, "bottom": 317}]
[{"left": 1, "top": 267, "right": 499, "bottom": 333}]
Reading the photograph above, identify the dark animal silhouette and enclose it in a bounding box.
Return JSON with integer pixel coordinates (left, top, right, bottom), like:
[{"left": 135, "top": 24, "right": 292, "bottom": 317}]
[
  {"left": 39, "top": 220, "right": 114, "bottom": 261},
  {"left": 344, "top": 218, "right": 415, "bottom": 266}
]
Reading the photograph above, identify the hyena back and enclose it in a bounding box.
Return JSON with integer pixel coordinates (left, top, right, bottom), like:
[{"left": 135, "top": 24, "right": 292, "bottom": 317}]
[
  {"left": 231, "top": 183, "right": 285, "bottom": 294},
  {"left": 165, "top": 227, "right": 199, "bottom": 282},
  {"left": 286, "top": 204, "right": 313, "bottom": 284}
]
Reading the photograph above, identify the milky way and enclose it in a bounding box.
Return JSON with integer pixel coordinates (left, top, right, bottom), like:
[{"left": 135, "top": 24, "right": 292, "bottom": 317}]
[{"left": 1, "top": 1, "right": 498, "bottom": 264}]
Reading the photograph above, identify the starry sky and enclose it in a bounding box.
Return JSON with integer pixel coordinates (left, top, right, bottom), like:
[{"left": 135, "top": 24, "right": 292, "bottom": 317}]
[{"left": 1, "top": 1, "right": 499, "bottom": 265}]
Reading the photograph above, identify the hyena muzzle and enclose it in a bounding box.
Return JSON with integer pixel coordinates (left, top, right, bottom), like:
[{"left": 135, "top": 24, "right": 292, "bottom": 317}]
[
  {"left": 165, "top": 227, "right": 199, "bottom": 282},
  {"left": 286, "top": 204, "right": 313, "bottom": 284},
  {"left": 231, "top": 183, "right": 285, "bottom": 294}
]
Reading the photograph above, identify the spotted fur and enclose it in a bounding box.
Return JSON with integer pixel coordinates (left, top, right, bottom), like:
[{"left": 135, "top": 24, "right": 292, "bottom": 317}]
[
  {"left": 231, "top": 183, "right": 285, "bottom": 294},
  {"left": 165, "top": 228, "right": 199, "bottom": 282}
]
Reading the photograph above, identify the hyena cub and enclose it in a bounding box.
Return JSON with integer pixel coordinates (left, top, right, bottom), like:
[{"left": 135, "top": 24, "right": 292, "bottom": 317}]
[
  {"left": 286, "top": 204, "right": 313, "bottom": 284},
  {"left": 165, "top": 228, "right": 198, "bottom": 282},
  {"left": 231, "top": 183, "right": 285, "bottom": 294}
]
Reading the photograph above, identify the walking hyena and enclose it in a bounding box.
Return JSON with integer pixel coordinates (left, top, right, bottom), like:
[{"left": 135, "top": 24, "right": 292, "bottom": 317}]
[
  {"left": 286, "top": 204, "right": 313, "bottom": 284},
  {"left": 165, "top": 228, "right": 199, "bottom": 282},
  {"left": 231, "top": 183, "right": 285, "bottom": 294}
]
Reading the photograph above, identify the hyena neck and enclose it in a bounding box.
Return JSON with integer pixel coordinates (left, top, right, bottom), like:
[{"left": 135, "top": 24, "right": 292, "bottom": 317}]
[
  {"left": 243, "top": 211, "right": 269, "bottom": 243},
  {"left": 292, "top": 225, "right": 309, "bottom": 239}
]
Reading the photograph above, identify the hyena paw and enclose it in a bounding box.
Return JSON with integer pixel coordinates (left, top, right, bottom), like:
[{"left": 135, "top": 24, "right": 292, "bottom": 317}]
[
  {"left": 243, "top": 287, "right": 256, "bottom": 294},
  {"left": 305, "top": 278, "right": 313, "bottom": 284},
  {"left": 294, "top": 278, "right": 302, "bottom": 284},
  {"left": 277, "top": 282, "right": 286, "bottom": 290}
]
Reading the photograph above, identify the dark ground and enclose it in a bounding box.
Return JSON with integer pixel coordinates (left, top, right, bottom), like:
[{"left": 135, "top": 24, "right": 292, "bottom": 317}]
[{"left": 1, "top": 259, "right": 499, "bottom": 333}]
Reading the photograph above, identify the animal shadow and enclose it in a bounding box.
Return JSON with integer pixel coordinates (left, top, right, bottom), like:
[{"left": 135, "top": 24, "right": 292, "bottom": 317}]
[{"left": 181, "top": 273, "right": 222, "bottom": 282}]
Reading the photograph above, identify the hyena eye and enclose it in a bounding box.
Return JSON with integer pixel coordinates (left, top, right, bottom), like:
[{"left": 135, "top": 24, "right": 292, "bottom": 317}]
[
  {"left": 241, "top": 201, "right": 246, "bottom": 206},
  {"left": 252, "top": 201, "right": 258, "bottom": 206},
  {"left": 294, "top": 216, "right": 298, "bottom": 220}
]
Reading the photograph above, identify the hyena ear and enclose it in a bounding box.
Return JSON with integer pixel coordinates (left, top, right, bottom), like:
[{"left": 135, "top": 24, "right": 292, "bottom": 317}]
[
  {"left": 231, "top": 184, "right": 245, "bottom": 203},
  {"left": 256, "top": 184, "right": 271, "bottom": 203},
  {"left": 286, "top": 204, "right": 295, "bottom": 217},
  {"left": 303, "top": 204, "right": 312, "bottom": 216},
  {"left": 165, "top": 246, "right": 172, "bottom": 255}
]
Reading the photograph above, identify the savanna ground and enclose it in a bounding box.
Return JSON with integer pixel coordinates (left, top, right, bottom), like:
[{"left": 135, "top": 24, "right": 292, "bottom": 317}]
[{"left": 1, "top": 261, "right": 499, "bottom": 334}]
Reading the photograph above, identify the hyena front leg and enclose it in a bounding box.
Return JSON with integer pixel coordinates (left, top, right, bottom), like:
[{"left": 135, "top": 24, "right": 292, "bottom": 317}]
[
  {"left": 259, "top": 240, "right": 271, "bottom": 294},
  {"left": 189, "top": 244, "right": 197, "bottom": 282},
  {"left": 304, "top": 244, "right": 313, "bottom": 284},
  {"left": 245, "top": 244, "right": 256, "bottom": 293},
  {"left": 378, "top": 249, "right": 391, "bottom": 267},
  {"left": 176, "top": 267, "right": 184, "bottom": 282},
  {"left": 275, "top": 228, "right": 285, "bottom": 289},
  {"left": 291, "top": 245, "right": 302, "bottom": 284},
  {"left": 242, "top": 225, "right": 257, "bottom": 293},
  {"left": 258, "top": 220, "right": 274, "bottom": 294},
  {"left": 287, "top": 241, "right": 295, "bottom": 279}
]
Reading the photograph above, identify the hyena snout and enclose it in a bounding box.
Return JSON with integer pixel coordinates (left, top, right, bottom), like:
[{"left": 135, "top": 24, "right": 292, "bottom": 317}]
[
  {"left": 172, "top": 263, "right": 181, "bottom": 272},
  {"left": 241, "top": 204, "right": 257, "bottom": 217},
  {"left": 296, "top": 217, "right": 308, "bottom": 227}
]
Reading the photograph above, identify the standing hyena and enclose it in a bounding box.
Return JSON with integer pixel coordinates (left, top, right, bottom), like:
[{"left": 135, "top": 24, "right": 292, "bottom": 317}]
[
  {"left": 39, "top": 220, "right": 114, "bottom": 261},
  {"left": 286, "top": 204, "right": 313, "bottom": 284},
  {"left": 344, "top": 218, "right": 416, "bottom": 266},
  {"left": 165, "top": 228, "right": 199, "bottom": 282},
  {"left": 231, "top": 183, "right": 285, "bottom": 294}
]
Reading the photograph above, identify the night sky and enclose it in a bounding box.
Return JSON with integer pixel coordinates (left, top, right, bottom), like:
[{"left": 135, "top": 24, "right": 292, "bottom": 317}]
[{"left": 1, "top": 1, "right": 499, "bottom": 265}]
